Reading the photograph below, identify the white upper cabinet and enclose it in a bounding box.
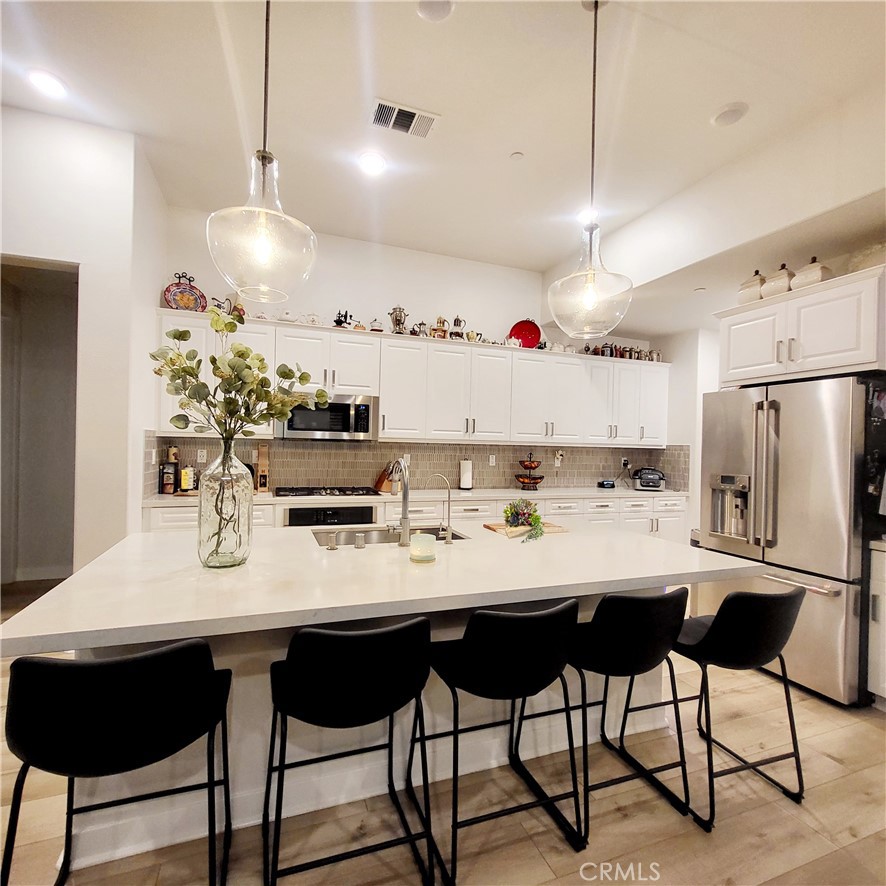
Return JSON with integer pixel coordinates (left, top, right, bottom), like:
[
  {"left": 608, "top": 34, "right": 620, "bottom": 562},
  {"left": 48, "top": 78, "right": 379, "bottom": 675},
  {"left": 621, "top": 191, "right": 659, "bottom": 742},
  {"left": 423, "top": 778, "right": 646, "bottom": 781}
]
[
  {"left": 426, "top": 342, "right": 472, "bottom": 439},
  {"left": 638, "top": 363, "right": 669, "bottom": 446},
  {"left": 548, "top": 355, "right": 587, "bottom": 444},
  {"left": 274, "top": 327, "right": 380, "bottom": 396},
  {"left": 718, "top": 268, "right": 884, "bottom": 386},
  {"left": 586, "top": 362, "right": 614, "bottom": 445},
  {"left": 611, "top": 363, "right": 641, "bottom": 445},
  {"left": 379, "top": 339, "right": 428, "bottom": 438},
  {"left": 469, "top": 349, "right": 512, "bottom": 441},
  {"left": 510, "top": 351, "right": 550, "bottom": 442}
]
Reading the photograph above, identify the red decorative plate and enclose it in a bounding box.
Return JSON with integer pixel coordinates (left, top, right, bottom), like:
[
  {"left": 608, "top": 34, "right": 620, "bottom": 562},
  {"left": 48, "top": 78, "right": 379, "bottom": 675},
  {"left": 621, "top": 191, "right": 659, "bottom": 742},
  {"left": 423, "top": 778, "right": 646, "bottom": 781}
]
[
  {"left": 163, "top": 273, "right": 207, "bottom": 312},
  {"left": 508, "top": 318, "right": 541, "bottom": 349}
]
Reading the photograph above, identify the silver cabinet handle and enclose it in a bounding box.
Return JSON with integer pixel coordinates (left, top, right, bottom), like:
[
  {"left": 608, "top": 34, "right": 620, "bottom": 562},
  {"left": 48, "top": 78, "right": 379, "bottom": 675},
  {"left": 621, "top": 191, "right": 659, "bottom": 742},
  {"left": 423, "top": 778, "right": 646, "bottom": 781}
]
[
  {"left": 613, "top": 424, "right": 618, "bottom": 437},
  {"left": 332, "top": 368, "right": 337, "bottom": 385},
  {"left": 465, "top": 418, "right": 469, "bottom": 433},
  {"left": 544, "top": 421, "right": 549, "bottom": 436},
  {"left": 761, "top": 573, "right": 842, "bottom": 598},
  {"left": 323, "top": 368, "right": 328, "bottom": 385},
  {"left": 462, "top": 507, "right": 481, "bottom": 512},
  {"left": 607, "top": 424, "right": 613, "bottom": 438},
  {"left": 550, "top": 421, "right": 555, "bottom": 436},
  {"left": 872, "top": 594, "right": 880, "bottom": 623},
  {"left": 640, "top": 425, "right": 645, "bottom": 440},
  {"left": 472, "top": 418, "right": 476, "bottom": 434},
  {"left": 382, "top": 414, "right": 386, "bottom": 431},
  {"left": 776, "top": 340, "right": 784, "bottom": 364},
  {"left": 788, "top": 338, "right": 797, "bottom": 362}
]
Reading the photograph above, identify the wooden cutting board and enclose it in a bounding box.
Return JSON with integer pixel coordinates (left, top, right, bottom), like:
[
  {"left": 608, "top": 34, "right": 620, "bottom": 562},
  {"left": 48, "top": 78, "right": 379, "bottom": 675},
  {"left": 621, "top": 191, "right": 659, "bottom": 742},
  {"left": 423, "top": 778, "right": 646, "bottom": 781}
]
[{"left": 483, "top": 522, "right": 568, "bottom": 538}]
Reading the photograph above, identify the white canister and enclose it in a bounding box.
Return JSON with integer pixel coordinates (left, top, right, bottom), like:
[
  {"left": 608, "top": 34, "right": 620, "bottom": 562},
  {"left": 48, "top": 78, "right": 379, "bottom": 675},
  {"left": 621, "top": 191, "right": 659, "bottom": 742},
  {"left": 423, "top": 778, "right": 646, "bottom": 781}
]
[
  {"left": 738, "top": 270, "right": 765, "bottom": 304},
  {"left": 761, "top": 264, "right": 794, "bottom": 298},
  {"left": 790, "top": 257, "right": 834, "bottom": 290},
  {"left": 459, "top": 460, "right": 473, "bottom": 490}
]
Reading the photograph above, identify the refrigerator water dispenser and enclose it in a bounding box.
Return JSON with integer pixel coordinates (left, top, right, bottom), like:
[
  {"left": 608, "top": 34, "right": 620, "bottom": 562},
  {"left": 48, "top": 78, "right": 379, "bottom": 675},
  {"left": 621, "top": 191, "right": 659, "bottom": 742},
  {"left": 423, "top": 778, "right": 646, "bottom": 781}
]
[{"left": 709, "top": 473, "right": 750, "bottom": 540}]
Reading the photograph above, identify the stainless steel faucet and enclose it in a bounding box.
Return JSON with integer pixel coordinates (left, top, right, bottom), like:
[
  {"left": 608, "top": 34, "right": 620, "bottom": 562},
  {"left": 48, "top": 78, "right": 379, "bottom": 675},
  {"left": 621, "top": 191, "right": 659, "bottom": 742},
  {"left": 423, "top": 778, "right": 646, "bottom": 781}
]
[
  {"left": 392, "top": 456, "right": 411, "bottom": 546},
  {"left": 424, "top": 473, "right": 453, "bottom": 544}
]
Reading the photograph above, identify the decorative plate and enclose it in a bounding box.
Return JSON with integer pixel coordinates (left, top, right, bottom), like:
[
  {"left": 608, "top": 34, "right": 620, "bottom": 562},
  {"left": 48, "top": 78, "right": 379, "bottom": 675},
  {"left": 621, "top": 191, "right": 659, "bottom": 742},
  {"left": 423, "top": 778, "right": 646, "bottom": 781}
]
[
  {"left": 508, "top": 318, "right": 541, "bottom": 349},
  {"left": 163, "top": 273, "right": 207, "bottom": 312}
]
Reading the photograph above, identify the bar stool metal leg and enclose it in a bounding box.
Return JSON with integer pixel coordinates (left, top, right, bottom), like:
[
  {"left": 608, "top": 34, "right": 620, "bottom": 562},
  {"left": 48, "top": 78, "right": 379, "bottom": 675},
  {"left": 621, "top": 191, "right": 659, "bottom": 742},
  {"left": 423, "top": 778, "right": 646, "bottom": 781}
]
[
  {"left": 262, "top": 708, "right": 279, "bottom": 886},
  {"left": 1, "top": 764, "right": 30, "bottom": 886},
  {"left": 270, "top": 714, "right": 288, "bottom": 886},
  {"left": 219, "top": 714, "right": 233, "bottom": 886},
  {"left": 207, "top": 729, "right": 218, "bottom": 886}
]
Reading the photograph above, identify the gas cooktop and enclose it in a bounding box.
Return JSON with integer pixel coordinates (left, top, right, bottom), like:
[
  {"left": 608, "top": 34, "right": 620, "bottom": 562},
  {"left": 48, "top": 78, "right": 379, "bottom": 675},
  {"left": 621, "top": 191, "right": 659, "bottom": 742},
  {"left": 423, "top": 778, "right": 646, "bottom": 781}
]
[{"left": 275, "top": 486, "right": 381, "bottom": 497}]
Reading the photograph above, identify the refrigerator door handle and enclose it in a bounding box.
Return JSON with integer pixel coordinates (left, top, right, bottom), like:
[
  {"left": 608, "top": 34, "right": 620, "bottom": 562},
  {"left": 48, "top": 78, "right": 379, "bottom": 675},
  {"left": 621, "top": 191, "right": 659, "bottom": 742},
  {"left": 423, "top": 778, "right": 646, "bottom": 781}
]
[
  {"left": 761, "top": 573, "right": 842, "bottom": 598},
  {"left": 749, "top": 403, "right": 760, "bottom": 544},
  {"left": 761, "top": 400, "right": 778, "bottom": 547}
]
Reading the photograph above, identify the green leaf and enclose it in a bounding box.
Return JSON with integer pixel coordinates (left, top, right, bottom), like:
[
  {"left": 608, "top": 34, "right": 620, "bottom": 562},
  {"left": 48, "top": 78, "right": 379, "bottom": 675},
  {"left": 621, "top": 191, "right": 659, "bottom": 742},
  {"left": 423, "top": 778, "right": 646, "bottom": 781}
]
[
  {"left": 298, "top": 371, "right": 311, "bottom": 386},
  {"left": 276, "top": 364, "right": 295, "bottom": 381},
  {"left": 165, "top": 328, "right": 192, "bottom": 342},
  {"left": 193, "top": 425, "right": 213, "bottom": 433},
  {"left": 209, "top": 313, "right": 227, "bottom": 333},
  {"left": 188, "top": 381, "right": 211, "bottom": 403},
  {"left": 240, "top": 429, "right": 255, "bottom": 437},
  {"left": 185, "top": 349, "right": 198, "bottom": 362},
  {"left": 224, "top": 321, "right": 238, "bottom": 333},
  {"left": 169, "top": 414, "right": 190, "bottom": 429}
]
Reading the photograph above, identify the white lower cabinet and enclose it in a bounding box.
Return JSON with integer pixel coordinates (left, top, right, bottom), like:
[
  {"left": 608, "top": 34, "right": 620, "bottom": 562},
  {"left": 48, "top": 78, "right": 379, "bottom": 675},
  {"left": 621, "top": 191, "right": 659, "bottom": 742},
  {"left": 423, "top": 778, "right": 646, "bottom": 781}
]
[
  {"left": 450, "top": 500, "right": 497, "bottom": 520},
  {"left": 619, "top": 497, "right": 687, "bottom": 542},
  {"left": 384, "top": 501, "right": 445, "bottom": 523},
  {"left": 146, "top": 503, "right": 274, "bottom": 531},
  {"left": 870, "top": 549, "right": 886, "bottom": 701}
]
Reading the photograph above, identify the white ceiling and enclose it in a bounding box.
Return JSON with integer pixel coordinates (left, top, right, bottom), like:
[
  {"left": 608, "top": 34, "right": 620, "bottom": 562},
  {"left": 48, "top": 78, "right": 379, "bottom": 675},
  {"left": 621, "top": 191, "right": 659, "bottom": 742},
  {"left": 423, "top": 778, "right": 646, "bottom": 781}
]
[{"left": 2, "top": 1, "right": 884, "bottom": 333}]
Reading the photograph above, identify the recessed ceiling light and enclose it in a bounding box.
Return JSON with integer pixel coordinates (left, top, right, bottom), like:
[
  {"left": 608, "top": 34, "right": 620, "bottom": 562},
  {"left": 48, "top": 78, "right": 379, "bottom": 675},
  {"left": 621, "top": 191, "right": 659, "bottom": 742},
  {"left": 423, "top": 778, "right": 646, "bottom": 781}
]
[
  {"left": 711, "top": 102, "right": 749, "bottom": 128},
  {"left": 417, "top": 1, "right": 453, "bottom": 22},
  {"left": 359, "top": 151, "right": 386, "bottom": 176},
  {"left": 509, "top": 151, "right": 524, "bottom": 160},
  {"left": 576, "top": 208, "right": 599, "bottom": 225},
  {"left": 27, "top": 69, "right": 68, "bottom": 100}
]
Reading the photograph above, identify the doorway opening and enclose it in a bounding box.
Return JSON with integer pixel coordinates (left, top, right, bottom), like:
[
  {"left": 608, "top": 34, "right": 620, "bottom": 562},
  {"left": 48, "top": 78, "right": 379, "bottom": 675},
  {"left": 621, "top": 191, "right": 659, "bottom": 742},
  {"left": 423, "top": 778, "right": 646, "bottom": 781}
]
[{"left": 1, "top": 258, "right": 79, "bottom": 615}]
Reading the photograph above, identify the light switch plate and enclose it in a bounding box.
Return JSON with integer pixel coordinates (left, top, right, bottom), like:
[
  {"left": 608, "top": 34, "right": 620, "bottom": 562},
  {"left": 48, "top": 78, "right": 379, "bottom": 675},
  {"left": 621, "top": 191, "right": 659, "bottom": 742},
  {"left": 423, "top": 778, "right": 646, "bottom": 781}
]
[
  {"left": 197, "top": 449, "right": 207, "bottom": 464},
  {"left": 150, "top": 449, "right": 156, "bottom": 465},
  {"left": 252, "top": 449, "right": 259, "bottom": 463},
  {"left": 489, "top": 454, "right": 496, "bottom": 466}
]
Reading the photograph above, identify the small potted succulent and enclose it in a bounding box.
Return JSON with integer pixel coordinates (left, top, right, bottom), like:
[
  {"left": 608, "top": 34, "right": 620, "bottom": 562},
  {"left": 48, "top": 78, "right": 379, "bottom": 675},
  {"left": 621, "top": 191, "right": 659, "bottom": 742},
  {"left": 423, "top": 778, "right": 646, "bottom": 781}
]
[{"left": 502, "top": 498, "right": 545, "bottom": 542}]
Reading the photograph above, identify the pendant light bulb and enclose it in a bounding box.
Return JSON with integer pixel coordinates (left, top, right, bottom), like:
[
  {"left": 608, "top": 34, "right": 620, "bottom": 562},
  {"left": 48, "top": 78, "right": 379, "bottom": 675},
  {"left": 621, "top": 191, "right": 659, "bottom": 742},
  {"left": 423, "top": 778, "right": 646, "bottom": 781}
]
[
  {"left": 547, "top": 224, "right": 632, "bottom": 339},
  {"left": 206, "top": 2, "right": 317, "bottom": 304}
]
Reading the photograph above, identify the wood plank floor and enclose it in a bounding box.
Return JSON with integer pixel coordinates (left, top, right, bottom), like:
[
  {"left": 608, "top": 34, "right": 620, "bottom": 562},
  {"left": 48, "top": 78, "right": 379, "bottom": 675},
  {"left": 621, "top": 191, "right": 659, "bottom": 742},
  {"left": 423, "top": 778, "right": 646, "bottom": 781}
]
[{"left": 1, "top": 615, "right": 883, "bottom": 885}]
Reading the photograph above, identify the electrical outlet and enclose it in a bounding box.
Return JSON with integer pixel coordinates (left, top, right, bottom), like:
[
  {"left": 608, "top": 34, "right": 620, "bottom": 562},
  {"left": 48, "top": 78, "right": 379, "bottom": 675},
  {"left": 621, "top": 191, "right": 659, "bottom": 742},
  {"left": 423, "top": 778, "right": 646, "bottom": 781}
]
[
  {"left": 404, "top": 453, "right": 411, "bottom": 465},
  {"left": 252, "top": 449, "right": 259, "bottom": 464},
  {"left": 197, "top": 449, "right": 208, "bottom": 464},
  {"left": 150, "top": 449, "right": 156, "bottom": 465},
  {"left": 621, "top": 457, "right": 630, "bottom": 468},
  {"left": 489, "top": 454, "right": 496, "bottom": 466}
]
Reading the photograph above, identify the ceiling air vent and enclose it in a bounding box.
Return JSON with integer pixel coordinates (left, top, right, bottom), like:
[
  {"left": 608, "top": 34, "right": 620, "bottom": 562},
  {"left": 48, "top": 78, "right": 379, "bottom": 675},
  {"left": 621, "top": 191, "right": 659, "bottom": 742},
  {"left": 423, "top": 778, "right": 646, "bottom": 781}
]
[{"left": 371, "top": 99, "right": 439, "bottom": 138}]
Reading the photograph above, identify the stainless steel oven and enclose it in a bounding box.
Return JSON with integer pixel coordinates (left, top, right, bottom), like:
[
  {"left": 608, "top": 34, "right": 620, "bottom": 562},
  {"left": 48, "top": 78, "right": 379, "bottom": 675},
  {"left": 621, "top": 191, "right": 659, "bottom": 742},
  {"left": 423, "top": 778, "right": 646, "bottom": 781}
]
[{"left": 280, "top": 395, "right": 378, "bottom": 441}]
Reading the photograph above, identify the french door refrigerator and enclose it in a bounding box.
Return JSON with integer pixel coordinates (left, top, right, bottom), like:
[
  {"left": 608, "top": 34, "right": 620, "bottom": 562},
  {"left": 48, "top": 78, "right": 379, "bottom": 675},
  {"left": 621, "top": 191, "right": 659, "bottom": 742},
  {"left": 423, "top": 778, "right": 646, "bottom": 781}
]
[{"left": 697, "top": 376, "right": 865, "bottom": 704}]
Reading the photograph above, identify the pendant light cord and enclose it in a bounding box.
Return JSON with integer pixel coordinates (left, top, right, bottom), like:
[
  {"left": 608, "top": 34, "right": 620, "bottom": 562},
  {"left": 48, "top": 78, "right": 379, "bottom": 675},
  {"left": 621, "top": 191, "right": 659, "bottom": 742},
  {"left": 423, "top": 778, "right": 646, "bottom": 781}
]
[
  {"left": 262, "top": 0, "right": 271, "bottom": 154},
  {"left": 589, "top": 0, "right": 599, "bottom": 212}
]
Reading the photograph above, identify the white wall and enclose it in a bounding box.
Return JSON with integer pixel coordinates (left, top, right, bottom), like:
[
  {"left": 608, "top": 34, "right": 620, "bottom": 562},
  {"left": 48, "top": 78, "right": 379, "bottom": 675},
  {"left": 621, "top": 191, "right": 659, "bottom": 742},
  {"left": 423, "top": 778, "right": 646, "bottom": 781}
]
[
  {"left": 128, "top": 144, "right": 168, "bottom": 533},
  {"left": 2, "top": 108, "right": 136, "bottom": 568},
  {"left": 166, "top": 207, "right": 542, "bottom": 342}
]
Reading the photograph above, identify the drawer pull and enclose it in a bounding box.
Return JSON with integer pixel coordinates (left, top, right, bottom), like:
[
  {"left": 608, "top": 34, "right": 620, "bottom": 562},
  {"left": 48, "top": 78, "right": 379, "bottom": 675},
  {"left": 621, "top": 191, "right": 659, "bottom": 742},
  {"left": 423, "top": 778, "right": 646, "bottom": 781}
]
[{"left": 461, "top": 507, "right": 481, "bottom": 513}]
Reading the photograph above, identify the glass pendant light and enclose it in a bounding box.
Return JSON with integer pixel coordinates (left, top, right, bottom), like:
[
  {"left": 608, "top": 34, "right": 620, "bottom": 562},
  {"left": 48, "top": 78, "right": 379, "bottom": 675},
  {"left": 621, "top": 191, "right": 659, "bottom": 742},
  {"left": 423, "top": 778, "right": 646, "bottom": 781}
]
[
  {"left": 207, "top": 0, "right": 316, "bottom": 303},
  {"left": 547, "top": 0, "right": 632, "bottom": 338}
]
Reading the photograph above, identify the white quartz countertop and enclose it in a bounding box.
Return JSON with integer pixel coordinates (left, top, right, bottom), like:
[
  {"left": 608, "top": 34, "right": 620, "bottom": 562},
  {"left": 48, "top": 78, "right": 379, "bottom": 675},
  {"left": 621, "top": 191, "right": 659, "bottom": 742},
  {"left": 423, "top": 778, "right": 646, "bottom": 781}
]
[
  {"left": 1, "top": 518, "right": 757, "bottom": 657},
  {"left": 142, "top": 487, "right": 687, "bottom": 508}
]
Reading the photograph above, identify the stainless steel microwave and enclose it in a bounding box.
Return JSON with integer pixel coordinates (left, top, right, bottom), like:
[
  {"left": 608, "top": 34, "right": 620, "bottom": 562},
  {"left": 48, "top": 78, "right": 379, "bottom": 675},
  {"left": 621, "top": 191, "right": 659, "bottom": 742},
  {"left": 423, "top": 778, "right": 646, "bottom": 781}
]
[{"left": 279, "top": 395, "right": 379, "bottom": 442}]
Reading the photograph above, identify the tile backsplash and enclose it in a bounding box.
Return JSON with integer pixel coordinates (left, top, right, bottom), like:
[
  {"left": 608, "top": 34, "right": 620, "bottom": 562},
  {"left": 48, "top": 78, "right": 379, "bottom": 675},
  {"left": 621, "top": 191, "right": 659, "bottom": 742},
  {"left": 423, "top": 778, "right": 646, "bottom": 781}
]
[{"left": 149, "top": 436, "right": 689, "bottom": 495}]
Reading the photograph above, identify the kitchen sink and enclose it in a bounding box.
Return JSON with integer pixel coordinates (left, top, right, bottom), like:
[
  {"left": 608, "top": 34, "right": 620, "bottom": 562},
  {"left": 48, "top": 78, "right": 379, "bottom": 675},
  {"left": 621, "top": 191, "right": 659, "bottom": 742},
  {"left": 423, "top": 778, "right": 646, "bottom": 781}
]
[{"left": 312, "top": 527, "right": 469, "bottom": 547}]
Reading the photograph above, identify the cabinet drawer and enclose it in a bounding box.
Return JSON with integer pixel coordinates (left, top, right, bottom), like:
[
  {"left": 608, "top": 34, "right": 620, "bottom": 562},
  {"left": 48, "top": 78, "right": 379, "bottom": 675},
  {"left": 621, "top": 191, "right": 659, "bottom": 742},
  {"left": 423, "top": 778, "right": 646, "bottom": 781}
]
[
  {"left": 620, "top": 498, "right": 653, "bottom": 513},
  {"left": 584, "top": 498, "right": 619, "bottom": 514},
  {"left": 654, "top": 497, "right": 686, "bottom": 513},
  {"left": 148, "top": 506, "right": 198, "bottom": 530},
  {"left": 450, "top": 501, "right": 496, "bottom": 519},
  {"left": 547, "top": 499, "right": 583, "bottom": 515},
  {"left": 872, "top": 551, "right": 886, "bottom": 584},
  {"left": 586, "top": 514, "right": 619, "bottom": 527},
  {"left": 253, "top": 505, "right": 275, "bottom": 527},
  {"left": 385, "top": 502, "right": 444, "bottom": 523}
]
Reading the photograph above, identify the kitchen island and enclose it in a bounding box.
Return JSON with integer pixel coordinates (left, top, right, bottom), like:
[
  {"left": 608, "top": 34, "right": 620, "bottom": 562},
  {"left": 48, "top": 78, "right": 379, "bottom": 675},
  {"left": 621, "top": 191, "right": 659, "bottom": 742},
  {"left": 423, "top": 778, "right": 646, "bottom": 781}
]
[{"left": 0, "top": 519, "right": 762, "bottom": 869}]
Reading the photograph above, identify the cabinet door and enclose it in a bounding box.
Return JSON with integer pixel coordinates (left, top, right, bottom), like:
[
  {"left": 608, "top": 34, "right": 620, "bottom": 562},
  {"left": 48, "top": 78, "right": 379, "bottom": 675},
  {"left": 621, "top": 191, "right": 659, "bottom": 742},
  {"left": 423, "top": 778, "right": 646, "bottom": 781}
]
[
  {"left": 785, "top": 278, "right": 879, "bottom": 373},
  {"left": 275, "top": 327, "right": 330, "bottom": 393},
  {"left": 548, "top": 356, "right": 587, "bottom": 444},
  {"left": 638, "top": 364, "right": 668, "bottom": 446},
  {"left": 611, "top": 363, "right": 641, "bottom": 445},
  {"left": 870, "top": 552, "right": 886, "bottom": 699},
  {"left": 379, "top": 340, "right": 428, "bottom": 438},
  {"left": 619, "top": 513, "right": 653, "bottom": 535},
  {"left": 654, "top": 513, "right": 687, "bottom": 544},
  {"left": 157, "top": 315, "right": 212, "bottom": 436},
  {"left": 586, "top": 361, "right": 614, "bottom": 445},
  {"left": 227, "top": 325, "right": 277, "bottom": 438},
  {"left": 470, "top": 349, "right": 512, "bottom": 441},
  {"left": 510, "top": 352, "right": 549, "bottom": 443},
  {"left": 426, "top": 342, "right": 471, "bottom": 440},
  {"left": 329, "top": 333, "right": 381, "bottom": 395},
  {"left": 720, "top": 303, "right": 787, "bottom": 384}
]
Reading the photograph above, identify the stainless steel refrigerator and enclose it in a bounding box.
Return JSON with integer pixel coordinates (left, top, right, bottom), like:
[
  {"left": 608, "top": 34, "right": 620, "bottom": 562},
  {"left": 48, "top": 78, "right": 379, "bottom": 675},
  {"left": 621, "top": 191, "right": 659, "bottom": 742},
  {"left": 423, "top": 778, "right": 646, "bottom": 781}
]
[{"left": 696, "top": 376, "right": 865, "bottom": 704}]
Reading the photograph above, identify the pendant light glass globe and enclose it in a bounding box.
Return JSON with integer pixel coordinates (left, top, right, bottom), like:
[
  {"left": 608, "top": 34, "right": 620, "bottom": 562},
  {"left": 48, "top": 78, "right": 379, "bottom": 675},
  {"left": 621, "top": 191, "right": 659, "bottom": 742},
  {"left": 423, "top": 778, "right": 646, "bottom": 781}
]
[
  {"left": 207, "top": 150, "right": 317, "bottom": 304},
  {"left": 547, "top": 223, "right": 632, "bottom": 339}
]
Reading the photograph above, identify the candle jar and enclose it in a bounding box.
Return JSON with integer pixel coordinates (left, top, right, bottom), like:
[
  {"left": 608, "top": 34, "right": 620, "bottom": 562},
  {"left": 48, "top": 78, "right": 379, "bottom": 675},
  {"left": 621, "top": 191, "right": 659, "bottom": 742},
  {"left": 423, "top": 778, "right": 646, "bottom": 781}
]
[{"left": 409, "top": 532, "right": 436, "bottom": 563}]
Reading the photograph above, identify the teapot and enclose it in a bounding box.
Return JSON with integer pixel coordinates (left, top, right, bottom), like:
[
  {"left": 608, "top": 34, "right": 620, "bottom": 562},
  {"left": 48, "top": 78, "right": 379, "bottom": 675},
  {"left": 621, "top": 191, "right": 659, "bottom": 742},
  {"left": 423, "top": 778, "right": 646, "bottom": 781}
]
[
  {"left": 388, "top": 305, "right": 408, "bottom": 334},
  {"left": 430, "top": 316, "right": 450, "bottom": 339},
  {"left": 449, "top": 315, "right": 466, "bottom": 340},
  {"left": 466, "top": 330, "right": 482, "bottom": 342},
  {"left": 369, "top": 318, "right": 384, "bottom": 333}
]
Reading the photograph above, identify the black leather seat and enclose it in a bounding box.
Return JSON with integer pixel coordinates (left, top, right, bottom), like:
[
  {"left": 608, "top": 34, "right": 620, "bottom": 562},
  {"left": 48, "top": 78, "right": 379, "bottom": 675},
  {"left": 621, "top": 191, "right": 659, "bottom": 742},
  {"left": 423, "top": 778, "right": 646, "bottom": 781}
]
[
  {"left": 568, "top": 588, "right": 691, "bottom": 839},
  {"left": 2, "top": 640, "right": 232, "bottom": 886},
  {"left": 263, "top": 617, "right": 434, "bottom": 886},
  {"left": 674, "top": 587, "right": 806, "bottom": 830},
  {"left": 424, "top": 599, "right": 583, "bottom": 884}
]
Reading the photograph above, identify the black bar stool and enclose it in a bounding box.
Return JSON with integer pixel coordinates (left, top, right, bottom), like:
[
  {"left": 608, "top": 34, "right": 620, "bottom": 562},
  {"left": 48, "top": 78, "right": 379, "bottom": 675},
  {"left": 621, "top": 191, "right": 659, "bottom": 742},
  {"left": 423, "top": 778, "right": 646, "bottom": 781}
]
[
  {"left": 1, "top": 639, "right": 232, "bottom": 886},
  {"left": 674, "top": 587, "right": 805, "bottom": 831},
  {"left": 420, "top": 599, "right": 583, "bottom": 885},
  {"left": 262, "top": 617, "right": 434, "bottom": 886},
  {"left": 568, "top": 588, "right": 691, "bottom": 841}
]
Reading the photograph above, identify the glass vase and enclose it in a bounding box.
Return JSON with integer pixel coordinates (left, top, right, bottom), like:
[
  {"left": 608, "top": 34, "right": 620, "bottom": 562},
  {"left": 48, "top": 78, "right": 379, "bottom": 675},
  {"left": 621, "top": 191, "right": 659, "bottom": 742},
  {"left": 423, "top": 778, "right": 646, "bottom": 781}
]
[{"left": 198, "top": 439, "right": 253, "bottom": 568}]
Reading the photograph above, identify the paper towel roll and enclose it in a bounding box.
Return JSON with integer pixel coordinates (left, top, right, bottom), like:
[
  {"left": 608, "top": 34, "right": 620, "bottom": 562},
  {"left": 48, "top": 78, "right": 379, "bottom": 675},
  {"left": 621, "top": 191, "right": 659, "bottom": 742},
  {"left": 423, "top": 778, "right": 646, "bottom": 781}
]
[{"left": 459, "top": 460, "right": 473, "bottom": 490}]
